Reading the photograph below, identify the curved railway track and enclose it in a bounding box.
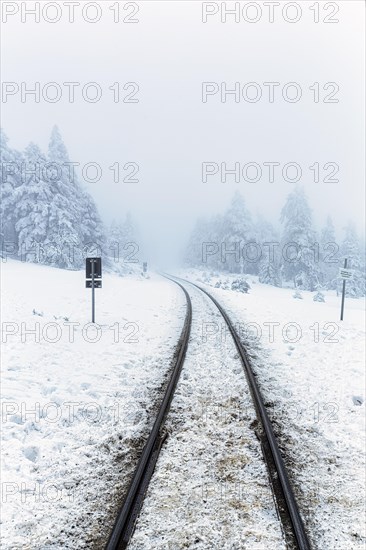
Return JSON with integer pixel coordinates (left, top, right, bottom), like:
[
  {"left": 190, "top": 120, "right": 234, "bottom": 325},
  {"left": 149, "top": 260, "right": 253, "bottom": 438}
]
[{"left": 106, "top": 274, "right": 311, "bottom": 550}]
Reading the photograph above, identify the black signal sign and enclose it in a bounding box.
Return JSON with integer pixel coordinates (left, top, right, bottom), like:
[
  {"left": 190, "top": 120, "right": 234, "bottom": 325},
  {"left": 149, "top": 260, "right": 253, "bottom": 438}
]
[{"left": 86, "top": 257, "right": 102, "bottom": 279}]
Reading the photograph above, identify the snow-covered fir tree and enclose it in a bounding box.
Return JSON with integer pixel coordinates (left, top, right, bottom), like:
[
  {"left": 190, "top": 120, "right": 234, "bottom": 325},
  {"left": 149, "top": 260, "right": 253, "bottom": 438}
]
[
  {"left": 45, "top": 126, "right": 107, "bottom": 268},
  {"left": 205, "top": 214, "right": 224, "bottom": 271},
  {"left": 0, "top": 129, "right": 23, "bottom": 250},
  {"left": 185, "top": 217, "right": 211, "bottom": 268},
  {"left": 256, "top": 217, "right": 282, "bottom": 286},
  {"left": 220, "top": 191, "right": 253, "bottom": 274},
  {"left": 340, "top": 222, "right": 365, "bottom": 297},
  {"left": 46, "top": 125, "right": 85, "bottom": 268},
  {"left": 319, "top": 216, "right": 339, "bottom": 290},
  {"left": 80, "top": 190, "right": 105, "bottom": 257},
  {"left": 121, "top": 212, "right": 138, "bottom": 244},
  {"left": 14, "top": 143, "right": 53, "bottom": 262},
  {"left": 280, "top": 186, "right": 320, "bottom": 290},
  {"left": 108, "top": 213, "right": 139, "bottom": 264},
  {"left": 2, "top": 126, "right": 106, "bottom": 269}
]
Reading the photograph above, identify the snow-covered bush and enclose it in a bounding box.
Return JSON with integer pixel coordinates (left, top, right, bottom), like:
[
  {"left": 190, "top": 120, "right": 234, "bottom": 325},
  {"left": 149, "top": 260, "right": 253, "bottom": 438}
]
[
  {"left": 214, "top": 279, "right": 230, "bottom": 290},
  {"left": 231, "top": 278, "right": 250, "bottom": 293},
  {"left": 293, "top": 290, "right": 303, "bottom": 299},
  {"left": 313, "top": 291, "right": 325, "bottom": 302}
]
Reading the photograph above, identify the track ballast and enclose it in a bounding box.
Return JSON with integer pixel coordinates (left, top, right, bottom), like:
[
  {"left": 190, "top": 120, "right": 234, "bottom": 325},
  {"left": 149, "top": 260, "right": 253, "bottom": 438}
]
[{"left": 106, "top": 274, "right": 311, "bottom": 550}]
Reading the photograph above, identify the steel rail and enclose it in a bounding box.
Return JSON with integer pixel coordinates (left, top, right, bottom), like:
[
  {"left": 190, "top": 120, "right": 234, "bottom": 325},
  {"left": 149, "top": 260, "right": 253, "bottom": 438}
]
[
  {"left": 105, "top": 277, "right": 192, "bottom": 550},
  {"left": 168, "top": 274, "right": 311, "bottom": 550}
]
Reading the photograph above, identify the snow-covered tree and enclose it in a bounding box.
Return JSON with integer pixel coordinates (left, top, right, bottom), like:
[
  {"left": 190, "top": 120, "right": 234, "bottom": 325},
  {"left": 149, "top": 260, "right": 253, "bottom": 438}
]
[
  {"left": 280, "top": 186, "right": 320, "bottom": 290},
  {"left": 14, "top": 143, "right": 53, "bottom": 262},
  {"left": 79, "top": 190, "right": 105, "bottom": 257},
  {"left": 185, "top": 217, "right": 211, "bottom": 268},
  {"left": 108, "top": 213, "right": 140, "bottom": 264},
  {"left": 319, "top": 216, "right": 339, "bottom": 290},
  {"left": 340, "top": 222, "right": 365, "bottom": 297},
  {"left": 120, "top": 212, "right": 138, "bottom": 244},
  {"left": 220, "top": 191, "right": 253, "bottom": 274},
  {"left": 0, "top": 129, "right": 22, "bottom": 251},
  {"left": 1, "top": 126, "right": 106, "bottom": 269},
  {"left": 206, "top": 214, "right": 224, "bottom": 271},
  {"left": 46, "top": 126, "right": 85, "bottom": 268},
  {"left": 46, "top": 126, "right": 106, "bottom": 268},
  {"left": 256, "top": 218, "right": 282, "bottom": 286}
]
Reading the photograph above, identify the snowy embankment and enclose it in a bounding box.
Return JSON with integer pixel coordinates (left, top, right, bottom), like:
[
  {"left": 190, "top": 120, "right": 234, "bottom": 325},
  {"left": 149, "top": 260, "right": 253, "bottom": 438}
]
[
  {"left": 1, "top": 260, "right": 186, "bottom": 549},
  {"left": 181, "top": 269, "right": 366, "bottom": 550}
]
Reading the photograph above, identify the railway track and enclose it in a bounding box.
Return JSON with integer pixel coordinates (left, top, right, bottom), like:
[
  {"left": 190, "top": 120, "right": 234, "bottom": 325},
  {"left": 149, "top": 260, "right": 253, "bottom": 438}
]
[{"left": 106, "top": 274, "right": 311, "bottom": 550}]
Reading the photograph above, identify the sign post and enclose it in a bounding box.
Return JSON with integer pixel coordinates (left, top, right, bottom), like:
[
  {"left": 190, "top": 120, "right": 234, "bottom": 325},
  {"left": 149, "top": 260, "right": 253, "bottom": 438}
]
[
  {"left": 339, "top": 258, "right": 353, "bottom": 321},
  {"left": 86, "top": 257, "right": 102, "bottom": 323},
  {"left": 91, "top": 259, "right": 95, "bottom": 323}
]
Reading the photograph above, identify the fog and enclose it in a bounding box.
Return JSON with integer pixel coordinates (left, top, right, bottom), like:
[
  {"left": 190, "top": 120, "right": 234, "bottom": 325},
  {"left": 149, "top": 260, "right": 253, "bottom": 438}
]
[{"left": 2, "top": 1, "right": 365, "bottom": 264}]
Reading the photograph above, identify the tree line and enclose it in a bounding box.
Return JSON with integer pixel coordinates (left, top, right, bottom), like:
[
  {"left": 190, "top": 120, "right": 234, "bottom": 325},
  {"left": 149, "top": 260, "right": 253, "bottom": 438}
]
[
  {"left": 0, "top": 127, "right": 137, "bottom": 269},
  {"left": 185, "top": 189, "right": 365, "bottom": 297}
]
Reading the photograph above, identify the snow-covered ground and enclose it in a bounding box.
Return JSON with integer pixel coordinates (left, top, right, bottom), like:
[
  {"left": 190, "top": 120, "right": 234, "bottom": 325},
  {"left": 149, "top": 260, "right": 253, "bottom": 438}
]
[
  {"left": 2, "top": 261, "right": 365, "bottom": 549},
  {"left": 178, "top": 269, "right": 366, "bottom": 550},
  {"left": 1, "top": 260, "right": 186, "bottom": 549}
]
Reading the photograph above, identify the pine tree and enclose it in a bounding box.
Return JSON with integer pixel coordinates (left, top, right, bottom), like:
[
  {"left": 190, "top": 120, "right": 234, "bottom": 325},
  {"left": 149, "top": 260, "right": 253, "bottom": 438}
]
[
  {"left": 340, "top": 222, "right": 365, "bottom": 297},
  {"left": 80, "top": 190, "right": 105, "bottom": 257},
  {"left": 2, "top": 126, "right": 106, "bottom": 269},
  {"left": 14, "top": 143, "right": 53, "bottom": 262},
  {"left": 0, "top": 129, "right": 22, "bottom": 252},
  {"left": 185, "top": 217, "right": 211, "bottom": 268},
  {"left": 46, "top": 126, "right": 85, "bottom": 268},
  {"left": 108, "top": 219, "right": 124, "bottom": 262},
  {"left": 108, "top": 213, "right": 140, "bottom": 265},
  {"left": 319, "top": 216, "right": 339, "bottom": 290},
  {"left": 257, "top": 218, "right": 281, "bottom": 286},
  {"left": 220, "top": 191, "right": 253, "bottom": 274},
  {"left": 120, "top": 212, "right": 140, "bottom": 263},
  {"left": 280, "top": 186, "right": 320, "bottom": 290},
  {"left": 121, "top": 212, "right": 137, "bottom": 244},
  {"left": 206, "top": 214, "right": 223, "bottom": 271}
]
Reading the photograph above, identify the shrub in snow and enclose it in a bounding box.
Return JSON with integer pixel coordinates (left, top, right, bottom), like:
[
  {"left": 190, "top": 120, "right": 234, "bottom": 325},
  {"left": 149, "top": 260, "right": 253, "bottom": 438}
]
[
  {"left": 352, "top": 396, "right": 363, "bottom": 406},
  {"left": 293, "top": 290, "right": 303, "bottom": 299},
  {"left": 32, "top": 309, "right": 44, "bottom": 316},
  {"left": 215, "top": 279, "right": 230, "bottom": 290},
  {"left": 313, "top": 291, "right": 325, "bottom": 302},
  {"left": 231, "top": 278, "right": 250, "bottom": 293}
]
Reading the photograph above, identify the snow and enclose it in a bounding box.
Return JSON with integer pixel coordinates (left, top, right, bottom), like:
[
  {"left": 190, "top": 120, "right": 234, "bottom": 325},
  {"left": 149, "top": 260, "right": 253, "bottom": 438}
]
[
  {"left": 1, "top": 259, "right": 186, "bottom": 548},
  {"left": 1, "top": 260, "right": 365, "bottom": 549},
  {"left": 178, "top": 269, "right": 366, "bottom": 550}
]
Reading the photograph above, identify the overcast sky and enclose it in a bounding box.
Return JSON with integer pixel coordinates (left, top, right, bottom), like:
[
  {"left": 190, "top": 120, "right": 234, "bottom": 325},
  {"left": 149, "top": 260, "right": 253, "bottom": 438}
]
[{"left": 1, "top": 1, "right": 365, "bottom": 261}]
